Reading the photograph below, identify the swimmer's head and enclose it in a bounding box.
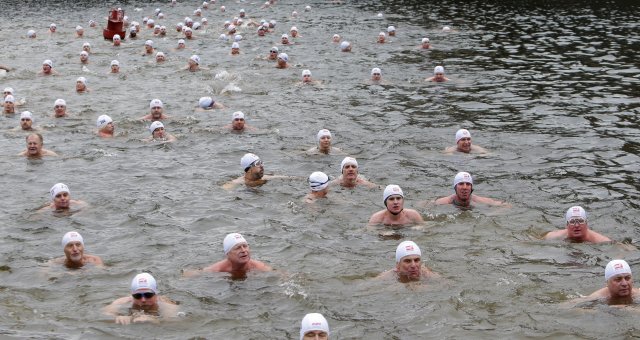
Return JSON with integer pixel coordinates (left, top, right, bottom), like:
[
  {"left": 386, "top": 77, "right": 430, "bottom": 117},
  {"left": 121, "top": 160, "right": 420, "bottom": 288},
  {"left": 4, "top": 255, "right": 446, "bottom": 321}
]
[
  {"left": 219, "top": 34, "right": 228, "bottom": 41},
  {"left": 340, "top": 41, "right": 351, "bottom": 52},
  {"left": 61, "top": 231, "right": 84, "bottom": 248},
  {"left": 453, "top": 171, "right": 473, "bottom": 190},
  {"left": 20, "top": 111, "right": 33, "bottom": 121},
  {"left": 234, "top": 35, "right": 242, "bottom": 42},
  {"left": 340, "top": 157, "right": 358, "bottom": 173},
  {"left": 111, "top": 60, "right": 119, "bottom": 67},
  {"left": 290, "top": 26, "right": 298, "bottom": 33},
  {"left": 565, "top": 206, "right": 587, "bottom": 223},
  {"left": 113, "top": 34, "right": 121, "bottom": 41},
  {"left": 442, "top": 26, "right": 451, "bottom": 31},
  {"left": 96, "top": 114, "right": 113, "bottom": 128},
  {"left": 455, "top": 129, "right": 471, "bottom": 143},
  {"left": 434, "top": 66, "right": 445, "bottom": 75},
  {"left": 422, "top": 37, "right": 430, "bottom": 44},
  {"left": 277, "top": 53, "right": 289, "bottom": 62},
  {"left": 43, "top": 59, "right": 53, "bottom": 68},
  {"left": 231, "top": 42, "right": 240, "bottom": 49},
  {"left": 50, "top": 183, "right": 70, "bottom": 200},
  {"left": 76, "top": 76, "right": 87, "bottom": 84},
  {"left": 299, "top": 313, "right": 329, "bottom": 340},
  {"left": 54, "top": 98, "right": 66, "bottom": 107},
  {"left": 27, "top": 30, "right": 36, "bottom": 38},
  {"left": 383, "top": 184, "right": 404, "bottom": 207},
  {"left": 308, "top": 172, "right": 330, "bottom": 192},
  {"left": 190, "top": 55, "right": 200, "bottom": 65},
  {"left": 178, "top": 39, "right": 185, "bottom": 45},
  {"left": 149, "top": 98, "right": 163, "bottom": 109},
  {"left": 232, "top": 111, "right": 245, "bottom": 121},
  {"left": 130, "top": 273, "right": 158, "bottom": 294},
  {"left": 387, "top": 25, "right": 395, "bottom": 32},
  {"left": 198, "top": 97, "right": 214, "bottom": 109},
  {"left": 149, "top": 121, "right": 164, "bottom": 134},
  {"left": 396, "top": 240, "right": 421, "bottom": 263},
  {"left": 302, "top": 69, "right": 312, "bottom": 78},
  {"left": 241, "top": 153, "right": 260, "bottom": 172},
  {"left": 4, "top": 87, "right": 14, "bottom": 95},
  {"left": 4, "top": 95, "right": 15, "bottom": 103},
  {"left": 223, "top": 233, "right": 248, "bottom": 254},
  {"left": 605, "top": 259, "right": 631, "bottom": 282},
  {"left": 316, "top": 129, "right": 331, "bottom": 143},
  {"left": 145, "top": 40, "right": 154, "bottom": 47}
]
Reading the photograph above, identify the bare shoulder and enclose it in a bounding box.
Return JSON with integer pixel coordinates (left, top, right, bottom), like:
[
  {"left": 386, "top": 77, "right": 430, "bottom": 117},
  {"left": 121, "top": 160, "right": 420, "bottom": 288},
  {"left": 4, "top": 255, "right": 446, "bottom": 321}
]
[
  {"left": 543, "top": 229, "right": 566, "bottom": 240},
  {"left": 368, "top": 210, "right": 386, "bottom": 224},
  {"left": 434, "top": 195, "right": 453, "bottom": 205},
  {"left": 203, "top": 260, "right": 228, "bottom": 272},
  {"left": 405, "top": 209, "right": 424, "bottom": 222},
  {"left": 86, "top": 254, "right": 104, "bottom": 265},
  {"left": 251, "top": 259, "right": 273, "bottom": 271},
  {"left": 590, "top": 231, "right": 612, "bottom": 243},
  {"left": 443, "top": 146, "right": 456, "bottom": 154}
]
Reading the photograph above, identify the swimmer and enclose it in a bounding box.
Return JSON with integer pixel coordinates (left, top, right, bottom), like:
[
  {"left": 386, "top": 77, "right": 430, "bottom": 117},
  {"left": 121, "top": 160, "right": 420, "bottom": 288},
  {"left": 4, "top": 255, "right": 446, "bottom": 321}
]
[
  {"left": 50, "top": 231, "right": 104, "bottom": 269},
  {"left": 16, "top": 111, "right": 39, "bottom": 131},
  {"left": 27, "top": 30, "right": 36, "bottom": 38},
  {"left": 434, "top": 172, "right": 509, "bottom": 208},
  {"left": 290, "top": 26, "right": 301, "bottom": 38},
  {"left": 38, "top": 59, "right": 59, "bottom": 76},
  {"left": 82, "top": 42, "right": 91, "bottom": 54},
  {"left": 175, "top": 39, "right": 186, "bottom": 50},
  {"left": 184, "top": 27, "right": 195, "bottom": 40},
  {"left": 230, "top": 42, "right": 240, "bottom": 55},
  {"left": 377, "top": 241, "right": 438, "bottom": 283},
  {"left": 370, "top": 67, "right": 382, "bottom": 82},
  {"left": 387, "top": 25, "right": 396, "bottom": 37},
  {"left": 223, "top": 111, "right": 256, "bottom": 132},
  {"left": 420, "top": 38, "right": 431, "bottom": 49},
  {"left": 201, "top": 18, "right": 208, "bottom": 27},
  {"left": 377, "top": 32, "right": 386, "bottom": 43},
  {"left": 39, "top": 183, "right": 87, "bottom": 212},
  {"left": 239, "top": 9, "right": 246, "bottom": 19},
  {"left": 340, "top": 41, "right": 351, "bottom": 52},
  {"left": 146, "top": 19, "right": 155, "bottom": 29},
  {"left": 183, "top": 233, "right": 272, "bottom": 280},
  {"left": 571, "top": 260, "right": 640, "bottom": 306},
  {"left": 257, "top": 26, "right": 267, "bottom": 37},
  {"left": 109, "top": 60, "right": 120, "bottom": 74},
  {"left": 53, "top": 98, "right": 69, "bottom": 118},
  {"left": 444, "top": 129, "right": 489, "bottom": 154},
  {"left": 267, "top": 47, "right": 279, "bottom": 60},
  {"left": 543, "top": 206, "right": 612, "bottom": 243},
  {"left": 184, "top": 17, "right": 194, "bottom": 28},
  {"left": 183, "top": 55, "right": 207, "bottom": 72},
  {"left": 143, "top": 40, "right": 155, "bottom": 55},
  {"left": 176, "top": 23, "right": 183, "bottom": 32},
  {"left": 3, "top": 87, "right": 14, "bottom": 100},
  {"left": 234, "top": 34, "right": 243, "bottom": 42},
  {"left": 19, "top": 133, "right": 58, "bottom": 158},
  {"left": 281, "top": 34, "right": 291, "bottom": 45},
  {"left": 112, "top": 34, "right": 121, "bottom": 46},
  {"left": 140, "top": 99, "right": 170, "bottom": 121},
  {"left": 75, "top": 77, "right": 90, "bottom": 93},
  {"left": 96, "top": 114, "right": 115, "bottom": 138},
  {"left": 220, "top": 5, "right": 226, "bottom": 12},
  {"left": 227, "top": 24, "right": 237, "bottom": 36},
  {"left": 306, "top": 129, "right": 344, "bottom": 155},
  {"left": 103, "top": 273, "right": 180, "bottom": 325},
  {"left": 332, "top": 34, "right": 341, "bottom": 43},
  {"left": 299, "top": 69, "right": 322, "bottom": 86},
  {"left": 368, "top": 185, "right": 424, "bottom": 226},
  {"left": 195, "top": 96, "right": 224, "bottom": 111},
  {"left": 79, "top": 51, "right": 89, "bottom": 64},
  {"left": 129, "top": 25, "right": 137, "bottom": 39},
  {"left": 331, "top": 157, "right": 378, "bottom": 189},
  {"left": 304, "top": 172, "right": 330, "bottom": 203},
  {"left": 145, "top": 121, "right": 177, "bottom": 143},
  {"left": 276, "top": 53, "right": 290, "bottom": 69},
  {"left": 194, "top": 8, "right": 202, "bottom": 17},
  {"left": 3, "top": 95, "right": 15, "bottom": 114},
  {"left": 425, "top": 66, "right": 450, "bottom": 82},
  {"left": 49, "top": 23, "right": 56, "bottom": 34},
  {"left": 75, "top": 25, "right": 84, "bottom": 37},
  {"left": 155, "top": 52, "right": 166, "bottom": 63},
  {"left": 300, "top": 313, "right": 330, "bottom": 340},
  {"left": 222, "top": 153, "right": 292, "bottom": 190},
  {"left": 153, "top": 24, "right": 161, "bottom": 35}
]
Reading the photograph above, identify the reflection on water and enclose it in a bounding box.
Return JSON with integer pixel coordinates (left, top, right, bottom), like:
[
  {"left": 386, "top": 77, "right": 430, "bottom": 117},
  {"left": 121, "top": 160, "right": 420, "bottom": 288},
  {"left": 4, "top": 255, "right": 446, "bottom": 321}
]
[{"left": 0, "top": 0, "right": 639, "bottom": 338}]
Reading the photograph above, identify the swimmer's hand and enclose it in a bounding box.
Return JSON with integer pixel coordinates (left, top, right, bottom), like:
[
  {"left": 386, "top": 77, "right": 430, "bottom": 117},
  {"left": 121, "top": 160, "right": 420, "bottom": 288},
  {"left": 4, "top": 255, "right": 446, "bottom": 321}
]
[
  {"left": 132, "top": 314, "right": 160, "bottom": 324},
  {"left": 115, "top": 315, "right": 132, "bottom": 325}
]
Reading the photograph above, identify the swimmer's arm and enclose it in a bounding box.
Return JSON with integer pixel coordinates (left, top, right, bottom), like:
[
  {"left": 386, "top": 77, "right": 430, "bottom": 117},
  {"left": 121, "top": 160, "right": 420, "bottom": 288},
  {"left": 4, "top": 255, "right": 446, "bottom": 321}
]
[
  {"left": 213, "top": 102, "right": 225, "bottom": 109},
  {"left": 253, "top": 260, "right": 273, "bottom": 272},
  {"left": 542, "top": 230, "right": 565, "bottom": 240},
  {"left": 473, "top": 195, "right": 511, "bottom": 207},
  {"left": 407, "top": 210, "right": 425, "bottom": 223},
  {"left": 222, "top": 177, "right": 244, "bottom": 191},
  {"left": 103, "top": 296, "right": 132, "bottom": 322},
  {"left": 367, "top": 211, "right": 384, "bottom": 226},
  {"left": 17, "top": 150, "right": 27, "bottom": 156},
  {"left": 471, "top": 145, "right": 489, "bottom": 154},
  {"left": 443, "top": 146, "right": 456, "bottom": 154},
  {"left": 434, "top": 195, "right": 454, "bottom": 205},
  {"left": 375, "top": 270, "right": 395, "bottom": 280},
  {"left": 167, "top": 134, "right": 177, "bottom": 142},
  {"left": 36, "top": 203, "right": 54, "bottom": 213},
  {"left": 0, "top": 65, "right": 10, "bottom": 71},
  {"left": 42, "top": 149, "right": 59, "bottom": 156}
]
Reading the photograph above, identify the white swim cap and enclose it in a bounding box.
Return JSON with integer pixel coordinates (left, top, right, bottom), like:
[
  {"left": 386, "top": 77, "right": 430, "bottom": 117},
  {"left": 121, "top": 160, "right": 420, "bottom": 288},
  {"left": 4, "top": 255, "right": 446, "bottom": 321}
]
[
  {"left": 50, "top": 183, "right": 70, "bottom": 200},
  {"left": 241, "top": 153, "right": 260, "bottom": 171},
  {"left": 316, "top": 129, "right": 331, "bottom": 142},
  {"left": 76, "top": 25, "right": 83, "bottom": 31},
  {"left": 377, "top": 12, "right": 383, "bottom": 17},
  {"left": 156, "top": 51, "right": 165, "bottom": 58},
  {"left": 130, "top": 273, "right": 158, "bottom": 294},
  {"left": 202, "top": 18, "right": 208, "bottom": 23},
  {"left": 198, "top": 96, "right": 214, "bottom": 108},
  {"left": 228, "top": 24, "right": 236, "bottom": 32},
  {"left": 453, "top": 172, "right": 473, "bottom": 190},
  {"left": 80, "top": 51, "right": 89, "bottom": 57},
  {"left": 4, "top": 95, "right": 15, "bottom": 103},
  {"left": 61, "top": 231, "right": 84, "bottom": 248},
  {"left": 308, "top": 172, "right": 329, "bottom": 192},
  {"left": 291, "top": 26, "right": 298, "bottom": 32},
  {"left": 383, "top": 184, "right": 404, "bottom": 206},
  {"left": 340, "top": 41, "right": 350, "bottom": 50},
  {"left": 223, "top": 233, "right": 248, "bottom": 254},
  {"left": 565, "top": 206, "right": 587, "bottom": 222},
  {"left": 379, "top": 32, "right": 386, "bottom": 37},
  {"left": 371, "top": 67, "right": 381, "bottom": 75},
  {"left": 443, "top": 26, "right": 451, "bottom": 31},
  {"left": 240, "top": 8, "right": 245, "bottom": 13},
  {"left": 43, "top": 59, "right": 53, "bottom": 67},
  {"left": 154, "top": 25, "right": 160, "bottom": 30},
  {"left": 147, "top": 19, "right": 155, "bottom": 25},
  {"left": 149, "top": 98, "right": 163, "bottom": 108},
  {"left": 177, "top": 22, "right": 183, "bottom": 28},
  {"left": 194, "top": 8, "right": 201, "bottom": 14},
  {"left": 111, "top": 60, "right": 119, "bottom": 66},
  {"left": 219, "top": 34, "right": 228, "bottom": 41},
  {"left": 76, "top": 76, "right": 87, "bottom": 84},
  {"left": 231, "top": 42, "right": 240, "bottom": 49},
  {"left": 232, "top": 111, "right": 245, "bottom": 120},
  {"left": 193, "top": 22, "right": 201, "bottom": 30},
  {"left": 281, "top": 33, "right": 289, "bottom": 39},
  {"left": 4, "top": 87, "right": 14, "bottom": 94},
  {"left": 184, "top": 27, "right": 192, "bottom": 33},
  {"left": 305, "top": 5, "right": 311, "bottom": 11},
  {"left": 113, "top": 34, "right": 121, "bottom": 40},
  {"left": 20, "top": 111, "right": 33, "bottom": 121},
  {"left": 434, "top": 66, "right": 445, "bottom": 74},
  {"left": 145, "top": 40, "right": 154, "bottom": 46},
  {"left": 149, "top": 121, "right": 164, "bottom": 133},
  {"left": 50, "top": 23, "right": 56, "bottom": 28},
  {"left": 54, "top": 98, "right": 66, "bottom": 106},
  {"left": 422, "top": 37, "right": 430, "bottom": 43},
  {"left": 270, "top": 46, "right": 279, "bottom": 53},
  {"left": 82, "top": 42, "right": 91, "bottom": 48},
  {"left": 300, "top": 313, "right": 329, "bottom": 340},
  {"left": 190, "top": 55, "right": 200, "bottom": 64},
  {"left": 302, "top": 69, "right": 311, "bottom": 77},
  {"left": 234, "top": 35, "right": 242, "bottom": 42},
  {"left": 387, "top": 25, "right": 395, "bottom": 32},
  {"left": 605, "top": 259, "right": 632, "bottom": 281},
  {"left": 396, "top": 240, "right": 421, "bottom": 263},
  {"left": 455, "top": 129, "right": 471, "bottom": 143},
  {"left": 333, "top": 34, "right": 340, "bottom": 40},
  {"left": 96, "top": 114, "right": 113, "bottom": 128},
  {"left": 277, "top": 53, "right": 289, "bottom": 62},
  {"left": 341, "top": 157, "right": 358, "bottom": 171},
  {"left": 178, "top": 39, "right": 185, "bottom": 44},
  {"left": 27, "top": 30, "right": 36, "bottom": 38},
  {"left": 220, "top": 6, "right": 226, "bottom": 10}
]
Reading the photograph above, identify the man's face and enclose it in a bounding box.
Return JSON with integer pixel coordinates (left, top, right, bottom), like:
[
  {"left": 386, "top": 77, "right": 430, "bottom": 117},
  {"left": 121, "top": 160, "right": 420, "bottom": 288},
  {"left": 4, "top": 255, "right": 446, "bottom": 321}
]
[
  {"left": 76, "top": 81, "right": 86, "bottom": 92},
  {"left": 131, "top": 289, "right": 158, "bottom": 311},
  {"left": 102, "top": 122, "right": 115, "bottom": 133},
  {"left": 151, "top": 106, "right": 163, "bottom": 119},
  {"left": 152, "top": 127, "right": 165, "bottom": 139},
  {"left": 396, "top": 255, "right": 421, "bottom": 281},
  {"left": 422, "top": 42, "right": 430, "bottom": 49},
  {"left": 248, "top": 160, "right": 264, "bottom": 179},
  {"left": 156, "top": 55, "right": 165, "bottom": 62},
  {"left": 113, "top": 40, "right": 121, "bottom": 46},
  {"left": 318, "top": 136, "right": 331, "bottom": 149},
  {"left": 231, "top": 47, "right": 240, "bottom": 55},
  {"left": 377, "top": 35, "right": 385, "bottom": 43},
  {"left": 434, "top": 72, "right": 445, "bottom": 82},
  {"left": 50, "top": 26, "right": 56, "bottom": 33},
  {"left": 565, "top": 218, "right": 589, "bottom": 241},
  {"left": 303, "top": 330, "right": 328, "bottom": 340},
  {"left": 42, "top": 64, "right": 52, "bottom": 74},
  {"left": 111, "top": 65, "right": 119, "bottom": 73},
  {"left": 227, "top": 243, "right": 251, "bottom": 265},
  {"left": 385, "top": 195, "right": 404, "bottom": 214},
  {"left": 4, "top": 101, "right": 14, "bottom": 112},
  {"left": 76, "top": 29, "right": 84, "bottom": 36},
  {"left": 54, "top": 104, "right": 66, "bottom": 116},
  {"left": 281, "top": 36, "right": 289, "bottom": 44},
  {"left": 258, "top": 29, "right": 265, "bottom": 37},
  {"left": 290, "top": 31, "right": 298, "bottom": 37},
  {"left": 145, "top": 45, "right": 153, "bottom": 53},
  {"left": 232, "top": 117, "right": 245, "bottom": 130},
  {"left": 302, "top": 74, "right": 312, "bottom": 83},
  {"left": 21, "top": 117, "right": 33, "bottom": 130},
  {"left": 608, "top": 274, "right": 633, "bottom": 299},
  {"left": 457, "top": 137, "right": 471, "bottom": 153},
  {"left": 64, "top": 241, "right": 84, "bottom": 263},
  {"left": 371, "top": 72, "right": 381, "bottom": 81},
  {"left": 53, "top": 191, "right": 70, "bottom": 209},
  {"left": 185, "top": 30, "right": 193, "bottom": 38},
  {"left": 455, "top": 182, "right": 472, "bottom": 201},
  {"left": 26, "top": 135, "right": 43, "bottom": 156},
  {"left": 342, "top": 164, "right": 358, "bottom": 180}
]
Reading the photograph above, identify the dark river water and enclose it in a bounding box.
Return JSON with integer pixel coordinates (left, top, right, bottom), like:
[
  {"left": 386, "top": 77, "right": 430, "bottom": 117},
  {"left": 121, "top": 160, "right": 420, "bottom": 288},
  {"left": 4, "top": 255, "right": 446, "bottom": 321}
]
[{"left": 0, "top": 0, "right": 639, "bottom": 339}]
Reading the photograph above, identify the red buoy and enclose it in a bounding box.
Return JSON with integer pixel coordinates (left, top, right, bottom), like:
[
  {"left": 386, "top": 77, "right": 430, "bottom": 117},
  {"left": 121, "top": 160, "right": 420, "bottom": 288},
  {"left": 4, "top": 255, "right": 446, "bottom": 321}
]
[{"left": 103, "top": 8, "right": 126, "bottom": 40}]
